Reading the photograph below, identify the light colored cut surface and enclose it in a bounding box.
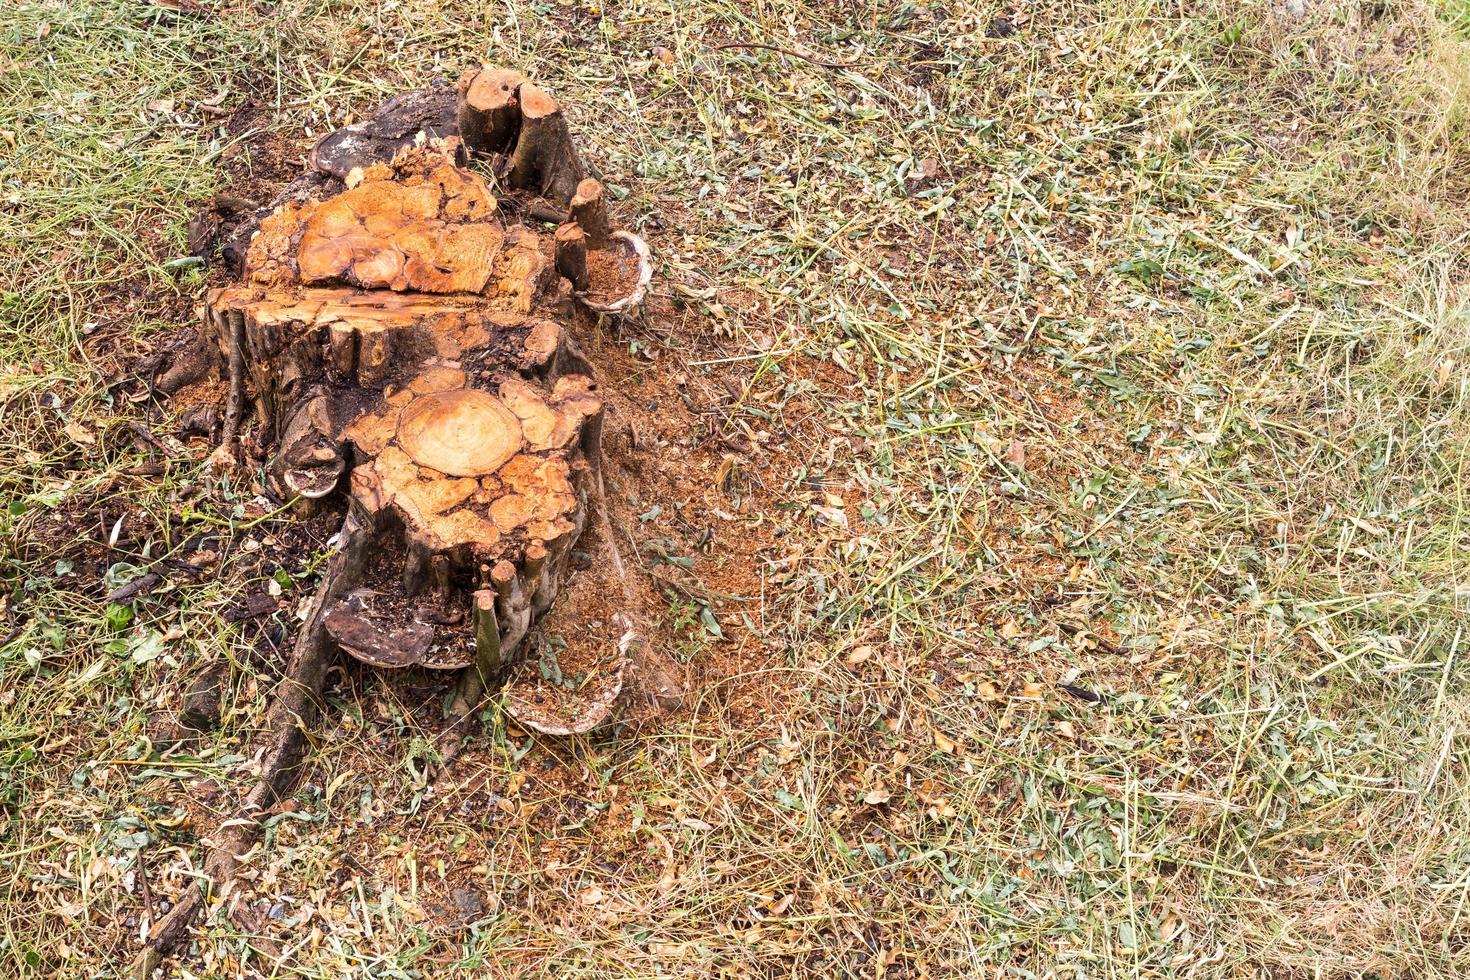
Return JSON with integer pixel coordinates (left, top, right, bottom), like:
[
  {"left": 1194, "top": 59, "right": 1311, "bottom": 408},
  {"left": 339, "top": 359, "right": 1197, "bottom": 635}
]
[{"left": 396, "top": 388, "right": 523, "bottom": 476}]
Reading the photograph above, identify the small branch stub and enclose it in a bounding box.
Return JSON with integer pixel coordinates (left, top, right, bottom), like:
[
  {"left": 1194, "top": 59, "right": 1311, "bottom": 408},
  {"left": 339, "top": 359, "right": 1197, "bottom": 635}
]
[
  {"left": 554, "top": 221, "right": 589, "bottom": 291},
  {"left": 569, "top": 178, "right": 611, "bottom": 249}
]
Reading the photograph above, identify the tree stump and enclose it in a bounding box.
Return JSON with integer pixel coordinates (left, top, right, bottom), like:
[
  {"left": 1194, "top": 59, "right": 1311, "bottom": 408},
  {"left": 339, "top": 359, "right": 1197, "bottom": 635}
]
[
  {"left": 139, "top": 71, "right": 655, "bottom": 973},
  {"left": 208, "top": 142, "right": 604, "bottom": 672}
]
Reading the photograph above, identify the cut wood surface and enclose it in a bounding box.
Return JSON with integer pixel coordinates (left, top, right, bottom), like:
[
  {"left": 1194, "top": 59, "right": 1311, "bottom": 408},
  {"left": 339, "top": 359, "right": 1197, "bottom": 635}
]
[{"left": 208, "top": 141, "right": 603, "bottom": 673}]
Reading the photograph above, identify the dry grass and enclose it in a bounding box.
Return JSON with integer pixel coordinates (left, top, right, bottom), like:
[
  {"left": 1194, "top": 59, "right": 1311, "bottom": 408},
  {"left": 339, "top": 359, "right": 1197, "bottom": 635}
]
[{"left": 4, "top": 0, "right": 1470, "bottom": 976}]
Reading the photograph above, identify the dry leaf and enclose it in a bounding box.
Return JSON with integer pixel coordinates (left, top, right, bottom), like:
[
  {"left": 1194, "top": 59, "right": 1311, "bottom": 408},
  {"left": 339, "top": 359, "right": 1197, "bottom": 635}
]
[
  {"left": 864, "top": 787, "right": 892, "bottom": 805},
  {"left": 64, "top": 419, "right": 94, "bottom": 445},
  {"left": 1004, "top": 437, "right": 1026, "bottom": 472},
  {"left": 933, "top": 730, "right": 958, "bottom": 754},
  {"left": 846, "top": 645, "right": 874, "bottom": 665},
  {"left": 1022, "top": 681, "right": 1044, "bottom": 699}
]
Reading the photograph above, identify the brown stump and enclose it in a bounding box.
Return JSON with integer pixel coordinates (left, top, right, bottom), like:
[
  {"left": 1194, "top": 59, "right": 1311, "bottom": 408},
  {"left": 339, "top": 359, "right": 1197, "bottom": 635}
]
[
  {"left": 210, "top": 142, "right": 602, "bottom": 672},
  {"left": 456, "top": 66, "right": 526, "bottom": 157},
  {"left": 504, "top": 83, "right": 586, "bottom": 205},
  {"left": 141, "top": 71, "right": 653, "bottom": 973}
]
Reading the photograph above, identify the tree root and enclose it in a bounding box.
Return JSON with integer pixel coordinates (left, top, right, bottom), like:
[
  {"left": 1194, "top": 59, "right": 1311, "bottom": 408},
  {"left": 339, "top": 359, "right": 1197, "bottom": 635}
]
[
  {"left": 204, "top": 308, "right": 246, "bottom": 477},
  {"left": 132, "top": 514, "right": 369, "bottom": 977}
]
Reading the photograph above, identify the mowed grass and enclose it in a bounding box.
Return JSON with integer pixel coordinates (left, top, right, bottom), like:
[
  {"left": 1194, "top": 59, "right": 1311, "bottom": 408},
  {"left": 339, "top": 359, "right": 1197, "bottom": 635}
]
[{"left": 4, "top": 0, "right": 1470, "bottom": 976}]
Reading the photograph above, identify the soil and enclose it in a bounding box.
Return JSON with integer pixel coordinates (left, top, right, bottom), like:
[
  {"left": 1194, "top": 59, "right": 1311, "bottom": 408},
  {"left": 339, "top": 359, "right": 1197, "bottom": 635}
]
[
  {"left": 500, "top": 517, "right": 639, "bottom": 731},
  {"left": 582, "top": 241, "right": 641, "bottom": 303}
]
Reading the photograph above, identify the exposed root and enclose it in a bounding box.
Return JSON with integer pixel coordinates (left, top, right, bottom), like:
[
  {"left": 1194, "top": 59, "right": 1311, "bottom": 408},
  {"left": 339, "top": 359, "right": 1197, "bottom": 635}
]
[{"left": 133, "top": 514, "right": 369, "bottom": 976}]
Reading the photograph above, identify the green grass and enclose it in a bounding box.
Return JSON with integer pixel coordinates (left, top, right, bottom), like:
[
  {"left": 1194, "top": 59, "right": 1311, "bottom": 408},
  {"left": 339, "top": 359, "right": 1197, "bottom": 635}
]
[{"left": 4, "top": 0, "right": 1470, "bottom": 976}]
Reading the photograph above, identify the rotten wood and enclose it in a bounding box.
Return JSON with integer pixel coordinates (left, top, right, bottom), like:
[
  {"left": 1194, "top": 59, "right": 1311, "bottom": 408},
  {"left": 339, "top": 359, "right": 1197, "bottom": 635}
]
[{"left": 309, "top": 83, "right": 461, "bottom": 179}]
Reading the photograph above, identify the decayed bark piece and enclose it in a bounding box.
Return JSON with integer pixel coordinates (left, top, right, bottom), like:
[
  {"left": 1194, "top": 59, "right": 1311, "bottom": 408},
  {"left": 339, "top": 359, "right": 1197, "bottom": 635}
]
[{"left": 309, "top": 84, "right": 461, "bottom": 179}]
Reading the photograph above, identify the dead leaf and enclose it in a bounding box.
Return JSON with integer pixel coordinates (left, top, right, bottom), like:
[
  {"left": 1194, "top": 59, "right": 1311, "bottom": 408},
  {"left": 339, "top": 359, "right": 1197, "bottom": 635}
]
[
  {"left": 715, "top": 453, "right": 739, "bottom": 490},
  {"left": 846, "top": 645, "right": 874, "bottom": 666},
  {"left": 932, "top": 730, "right": 958, "bottom": 754},
  {"left": 864, "top": 787, "right": 891, "bottom": 805},
  {"left": 64, "top": 419, "right": 94, "bottom": 445},
  {"left": 1022, "top": 681, "right": 1044, "bottom": 699},
  {"left": 1004, "top": 437, "right": 1026, "bottom": 472}
]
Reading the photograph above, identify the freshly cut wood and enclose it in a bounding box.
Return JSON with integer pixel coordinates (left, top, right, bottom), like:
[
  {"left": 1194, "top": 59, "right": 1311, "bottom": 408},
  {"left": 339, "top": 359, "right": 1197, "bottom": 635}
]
[
  {"left": 506, "top": 82, "right": 586, "bottom": 204},
  {"left": 250, "top": 147, "right": 503, "bottom": 293},
  {"left": 397, "top": 389, "right": 523, "bottom": 477},
  {"left": 456, "top": 66, "right": 526, "bottom": 156},
  {"left": 220, "top": 171, "right": 344, "bottom": 278},
  {"left": 135, "top": 513, "right": 373, "bottom": 978}
]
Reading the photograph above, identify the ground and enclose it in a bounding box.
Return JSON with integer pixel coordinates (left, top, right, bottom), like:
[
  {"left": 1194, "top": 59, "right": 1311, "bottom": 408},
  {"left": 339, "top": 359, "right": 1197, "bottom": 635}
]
[{"left": 3, "top": 0, "right": 1470, "bottom": 976}]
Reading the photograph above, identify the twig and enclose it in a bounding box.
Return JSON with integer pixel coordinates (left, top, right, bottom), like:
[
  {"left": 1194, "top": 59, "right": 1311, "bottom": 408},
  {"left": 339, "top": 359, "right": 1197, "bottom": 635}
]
[{"left": 711, "top": 42, "right": 870, "bottom": 70}]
